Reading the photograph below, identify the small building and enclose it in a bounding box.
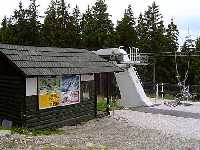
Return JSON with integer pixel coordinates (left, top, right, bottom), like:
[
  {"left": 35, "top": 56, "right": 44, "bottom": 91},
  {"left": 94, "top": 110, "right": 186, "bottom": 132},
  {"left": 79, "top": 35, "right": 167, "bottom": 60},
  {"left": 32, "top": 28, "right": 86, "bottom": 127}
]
[{"left": 0, "top": 44, "right": 122, "bottom": 129}]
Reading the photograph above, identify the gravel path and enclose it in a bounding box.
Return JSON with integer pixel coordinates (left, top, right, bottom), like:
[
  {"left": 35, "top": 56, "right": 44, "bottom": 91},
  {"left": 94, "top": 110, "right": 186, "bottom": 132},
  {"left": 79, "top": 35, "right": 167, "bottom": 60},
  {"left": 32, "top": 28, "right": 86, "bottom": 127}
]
[
  {"left": 1, "top": 101, "right": 200, "bottom": 150},
  {"left": 0, "top": 115, "right": 200, "bottom": 150},
  {"left": 113, "top": 109, "right": 200, "bottom": 140}
]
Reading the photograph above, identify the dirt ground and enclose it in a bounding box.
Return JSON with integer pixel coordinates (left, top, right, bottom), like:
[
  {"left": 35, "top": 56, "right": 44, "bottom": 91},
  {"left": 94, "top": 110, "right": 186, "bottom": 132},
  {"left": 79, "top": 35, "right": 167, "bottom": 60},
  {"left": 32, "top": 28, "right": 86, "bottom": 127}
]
[{"left": 0, "top": 115, "right": 200, "bottom": 150}]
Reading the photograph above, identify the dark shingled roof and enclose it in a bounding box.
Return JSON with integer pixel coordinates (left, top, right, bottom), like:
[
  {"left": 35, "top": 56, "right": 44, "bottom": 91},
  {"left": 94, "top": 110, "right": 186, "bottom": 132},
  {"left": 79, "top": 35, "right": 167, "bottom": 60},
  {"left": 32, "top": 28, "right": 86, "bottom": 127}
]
[{"left": 0, "top": 44, "right": 123, "bottom": 76}]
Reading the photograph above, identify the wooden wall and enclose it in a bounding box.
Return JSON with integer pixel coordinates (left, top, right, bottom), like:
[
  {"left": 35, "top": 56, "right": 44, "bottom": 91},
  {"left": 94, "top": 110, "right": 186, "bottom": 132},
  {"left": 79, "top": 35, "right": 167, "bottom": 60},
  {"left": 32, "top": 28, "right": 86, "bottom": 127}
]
[
  {"left": 25, "top": 79, "right": 96, "bottom": 129},
  {"left": 0, "top": 54, "right": 25, "bottom": 127}
]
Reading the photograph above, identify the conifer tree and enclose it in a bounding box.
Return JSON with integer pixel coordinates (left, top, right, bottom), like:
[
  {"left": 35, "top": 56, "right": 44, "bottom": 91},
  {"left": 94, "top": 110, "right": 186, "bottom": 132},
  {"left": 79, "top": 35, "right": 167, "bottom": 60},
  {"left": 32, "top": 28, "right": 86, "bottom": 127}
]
[
  {"left": 27, "top": 0, "right": 41, "bottom": 45},
  {"left": 41, "top": 0, "right": 57, "bottom": 46},
  {"left": 42, "top": 0, "right": 81, "bottom": 48},
  {"left": 92, "top": 0, "right": 114, "bottom": 49},
  {"left": 165, "top": 18, "right": 179, "bottom": 51},
  {"left": 12, "top": 1, "right": 29, "bottom": 45},
  {"left": 80, "top": 6, "right": 95, "bottom": 49},
  {"left": 115, "top": 5, "right": 137, "bottom": 50},
  {"left": 68, "top": 5, "right": 81, "bottom": 48},
  {"left": 11, "top": 0, "right": 40, "bottom": 45},
  {"left": 81, "top": 0, "right": 114, "bottom": 49},
  {"left": 42, "top": 0, "right": 69, "bottom": 47},
  {"left": 0, "top": 16, "right": 16, "bottom": 44},
  {"left": 143, "top": 1, "right": 165, "bottom": 52},
  {"left": 136, "top": 13, "right": 149, "bottom": 51}
]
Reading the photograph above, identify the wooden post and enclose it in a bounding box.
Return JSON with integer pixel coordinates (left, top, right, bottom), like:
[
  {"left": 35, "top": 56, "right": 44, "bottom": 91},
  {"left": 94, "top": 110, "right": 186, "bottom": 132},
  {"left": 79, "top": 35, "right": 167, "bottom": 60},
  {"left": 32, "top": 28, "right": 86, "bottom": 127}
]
[
  {"left": 153, "top": 62, "right": 156, "bottom": 87},
  {"left": 153, "top": 59, "right": 156, "bottom": 97},
  {"left": 106, "top": 72, "right": 110, "bottom": 115},
  {"left": 94, "top": 74, "right": 98, "bottom": 117}
]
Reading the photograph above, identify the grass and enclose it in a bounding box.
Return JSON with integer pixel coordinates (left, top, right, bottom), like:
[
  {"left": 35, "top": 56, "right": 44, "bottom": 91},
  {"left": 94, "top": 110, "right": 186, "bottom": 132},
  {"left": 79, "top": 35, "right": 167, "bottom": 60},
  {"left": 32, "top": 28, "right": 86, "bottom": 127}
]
[
  {"left": 97, "top": 99, "right": 107, "bottom": 112},
  {"left": 146, "top": 92, "right": 175, "bottom": 100},
  {"left": 0, "top": 126, "right": 64, "bottom": 136},
  {"left": 0, "top": 125, "right": 9, "bottom": 130},
  {"left": 31, "top": 128, "right": 64, "bottom": 136},
  {"left": 163, "top": 94, "right": 175, "bottom": 100},
  {"left": 11, "top": 127, "right": 29, "bottom": 135},
  {"left": 97, "top": 98, "right": 123, "bottom": 112}
]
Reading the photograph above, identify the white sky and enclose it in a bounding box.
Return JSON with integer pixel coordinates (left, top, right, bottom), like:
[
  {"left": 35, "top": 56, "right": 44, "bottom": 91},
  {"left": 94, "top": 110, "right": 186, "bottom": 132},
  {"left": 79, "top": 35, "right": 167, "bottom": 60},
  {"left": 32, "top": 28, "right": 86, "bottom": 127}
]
[{"left": 0, "top": 0, "right": 200, "bottom": 44}]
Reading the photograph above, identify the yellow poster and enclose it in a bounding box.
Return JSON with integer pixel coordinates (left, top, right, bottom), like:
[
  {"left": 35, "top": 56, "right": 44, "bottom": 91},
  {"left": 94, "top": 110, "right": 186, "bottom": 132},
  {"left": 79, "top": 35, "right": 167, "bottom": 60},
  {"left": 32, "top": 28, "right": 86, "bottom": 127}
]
[{"left": 39, "top": 77, "right": 60, "bottom": 109}]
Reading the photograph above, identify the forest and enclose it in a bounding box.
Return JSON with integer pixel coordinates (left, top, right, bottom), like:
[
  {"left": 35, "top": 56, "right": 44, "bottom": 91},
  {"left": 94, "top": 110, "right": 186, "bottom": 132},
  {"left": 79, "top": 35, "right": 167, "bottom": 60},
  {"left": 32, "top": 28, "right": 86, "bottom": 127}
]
[{"left": 0, "top": 0, "right": 200, "bottom": 87}]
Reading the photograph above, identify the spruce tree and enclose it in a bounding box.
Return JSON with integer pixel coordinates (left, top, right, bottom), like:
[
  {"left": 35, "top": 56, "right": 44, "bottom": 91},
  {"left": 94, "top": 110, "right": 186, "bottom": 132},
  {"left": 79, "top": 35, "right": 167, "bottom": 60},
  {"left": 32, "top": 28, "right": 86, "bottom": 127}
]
[
  {"left": 159, "top": 19, "right": 179, "bottom": 83},
  {"left": 0, "top": 16, "right": 16, "bottom": 44},
  {"left": 10, "top": 0, "right": 40, "bottom": 45},
  {"left": 56, "top": 0, "right": 70, "bottom": 47},
  {"left": 81, "top": 5, "right": 95, "bottom": 49},
  {"left": 136, "top": 13, "right": 148, "bottom": 51},
  {"left": 81, "top": 0, "right": 114, "bottom": 49},
  {"left": 165, "top": 18, "right": 179, "bottom": 51},
  {"left": 41, "top": 0, "right": 57, "bottom": 46},
  {"left": 42, "top": 0, "right": 70, "bottom": 47},
  {"left": 143, "top": 1, "right": 165, "bottom": 52},
  {"left": 115, "top": 4, "right": 137, "bottom": 50},
  {"left": 12, "top": 1, "right": 29, "bottom": 45},
  {"left": 92, "top": 0, "right": 114, "bottom": 49},
  {"left": 26, "top": 0, "right": 40, "bottom": 45},
  {"left": 68, "top": 5, "right": 81, "bottom": 48},
  {"left": 42, "top": 0, "right": 81, "bottom": 48}
]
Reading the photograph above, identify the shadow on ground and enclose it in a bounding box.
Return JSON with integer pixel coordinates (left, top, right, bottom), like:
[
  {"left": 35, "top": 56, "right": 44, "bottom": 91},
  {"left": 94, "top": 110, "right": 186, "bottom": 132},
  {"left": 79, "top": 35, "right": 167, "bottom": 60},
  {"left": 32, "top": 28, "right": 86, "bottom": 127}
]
[{"left": 130, "top": 103, "right": 200, "bottom": 119}]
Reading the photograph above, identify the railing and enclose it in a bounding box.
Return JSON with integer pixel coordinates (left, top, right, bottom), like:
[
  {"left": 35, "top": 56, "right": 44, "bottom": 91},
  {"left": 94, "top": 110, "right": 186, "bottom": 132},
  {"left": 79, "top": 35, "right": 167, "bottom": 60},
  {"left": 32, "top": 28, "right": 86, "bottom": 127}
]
[{"left": 128, "top": 47, "right": 149, "bottom": 64}]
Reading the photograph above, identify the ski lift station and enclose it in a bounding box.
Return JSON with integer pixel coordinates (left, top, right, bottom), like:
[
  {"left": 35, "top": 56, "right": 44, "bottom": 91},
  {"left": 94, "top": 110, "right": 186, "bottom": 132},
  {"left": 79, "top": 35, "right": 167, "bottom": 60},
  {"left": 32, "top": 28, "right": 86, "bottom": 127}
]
[
  {"left": 0, "top": 42, "right": 195, "bottom": 129},
  {"left": 0, "top": 44, "right": 122, "bottom": 129}
]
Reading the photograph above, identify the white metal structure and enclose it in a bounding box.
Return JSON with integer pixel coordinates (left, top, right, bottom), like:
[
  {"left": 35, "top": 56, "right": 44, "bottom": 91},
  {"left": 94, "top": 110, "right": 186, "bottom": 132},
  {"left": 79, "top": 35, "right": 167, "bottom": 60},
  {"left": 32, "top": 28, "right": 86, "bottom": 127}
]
[
  {"left": 115, "top": 66, "right": 152, "bottom": 107},
  {"left": 95, "top": 47, "right": 152, "bottom": 107}
]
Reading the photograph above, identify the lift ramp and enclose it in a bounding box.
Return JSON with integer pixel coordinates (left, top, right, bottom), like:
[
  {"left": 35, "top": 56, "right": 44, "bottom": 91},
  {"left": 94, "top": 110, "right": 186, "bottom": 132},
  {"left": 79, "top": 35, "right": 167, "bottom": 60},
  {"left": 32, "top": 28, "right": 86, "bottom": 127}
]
[{"left": 115, "top": 66, "right": 153, "bottom": 107}]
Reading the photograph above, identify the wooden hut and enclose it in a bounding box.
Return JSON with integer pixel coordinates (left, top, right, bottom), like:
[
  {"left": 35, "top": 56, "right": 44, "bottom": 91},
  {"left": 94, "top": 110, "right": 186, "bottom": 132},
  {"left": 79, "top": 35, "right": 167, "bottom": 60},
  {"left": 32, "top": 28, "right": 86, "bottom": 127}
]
[{"left": 0, "top": 44, "right": 122, "bottom": 129}]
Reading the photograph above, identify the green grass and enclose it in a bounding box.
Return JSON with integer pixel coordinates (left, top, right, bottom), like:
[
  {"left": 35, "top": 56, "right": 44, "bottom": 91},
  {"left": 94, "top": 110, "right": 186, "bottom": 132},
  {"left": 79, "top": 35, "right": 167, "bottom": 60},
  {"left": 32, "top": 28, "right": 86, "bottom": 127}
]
[
  {"left": 11, "top": 127, "right": 29, "bottom": 135},
  {"left": 97, "top": 99, "right": 107, "bottom": 112},
  {"left": 147, "top": 92, "right": 175, "bottom": 100},
  {"left": 31, "top": 128, "right": 64, "bottom": 136},
  {"left": 163, "top": 94, "right": 175, "bottom": 100},
  {"left": 97, "top": 98, "right": 122, "bottom": 112},
  {"left": 0, "top": 126, "right": 64, "bottom": 136},
  {"left": 0, "top": 125, "right": 9, "bottom": 130}
]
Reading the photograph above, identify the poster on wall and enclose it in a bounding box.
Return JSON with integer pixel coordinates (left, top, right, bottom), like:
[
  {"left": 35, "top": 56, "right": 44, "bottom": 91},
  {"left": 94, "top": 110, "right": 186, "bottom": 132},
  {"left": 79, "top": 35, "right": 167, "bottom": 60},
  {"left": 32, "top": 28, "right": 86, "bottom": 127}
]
[
  {"left": 60, "top": 75, "right": 80, "bottom": 106},
  {"left": 39, "top": 76, "right": 60, "bottom": 109},
  {"left": 38, "top": 75, "right": 80, "bottom": 109}
]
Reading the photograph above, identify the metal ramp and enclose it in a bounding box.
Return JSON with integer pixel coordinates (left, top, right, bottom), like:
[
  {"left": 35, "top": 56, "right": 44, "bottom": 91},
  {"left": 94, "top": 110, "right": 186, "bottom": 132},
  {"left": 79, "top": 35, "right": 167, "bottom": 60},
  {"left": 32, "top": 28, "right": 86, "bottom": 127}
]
[{"left": 115, "top": 66, "right": 153, "bottom": 107}]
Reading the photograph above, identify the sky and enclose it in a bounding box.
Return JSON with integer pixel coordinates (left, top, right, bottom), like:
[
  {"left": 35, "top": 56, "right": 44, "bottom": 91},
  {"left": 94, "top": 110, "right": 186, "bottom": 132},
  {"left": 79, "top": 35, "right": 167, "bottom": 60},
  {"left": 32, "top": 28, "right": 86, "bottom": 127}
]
[{"left": 0, "top": 0, "right": 200, "bottom": 44}]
